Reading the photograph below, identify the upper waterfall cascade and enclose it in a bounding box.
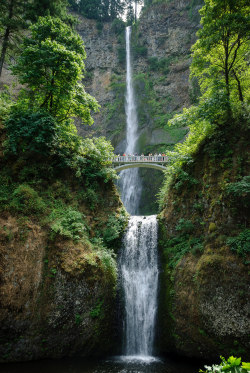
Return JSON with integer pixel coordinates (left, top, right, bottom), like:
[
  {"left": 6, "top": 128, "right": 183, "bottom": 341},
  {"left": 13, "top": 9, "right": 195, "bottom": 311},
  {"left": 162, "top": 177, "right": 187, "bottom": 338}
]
[{"left": 118, "top": 26, "right": 142, "bottom": 215}]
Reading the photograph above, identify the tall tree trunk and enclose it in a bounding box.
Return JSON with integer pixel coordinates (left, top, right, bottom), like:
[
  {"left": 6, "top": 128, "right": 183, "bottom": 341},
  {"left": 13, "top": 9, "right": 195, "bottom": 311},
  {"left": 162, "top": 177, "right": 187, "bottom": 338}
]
[
  {"left": 233, "top": 69, "right": 244, "bottom": 102},
  {"left": 0, "top": 0, "right": 15, "bottom": 78},
  {"left": 0, "top": 28, "right": 10, "bottom": 77}
]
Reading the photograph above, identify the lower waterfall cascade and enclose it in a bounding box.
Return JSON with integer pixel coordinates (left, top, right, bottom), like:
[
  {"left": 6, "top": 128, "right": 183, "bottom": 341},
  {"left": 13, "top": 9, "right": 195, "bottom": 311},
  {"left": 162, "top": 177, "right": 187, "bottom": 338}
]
[{"left": 119, "top": 215, "right": 159, "bottom": 360}]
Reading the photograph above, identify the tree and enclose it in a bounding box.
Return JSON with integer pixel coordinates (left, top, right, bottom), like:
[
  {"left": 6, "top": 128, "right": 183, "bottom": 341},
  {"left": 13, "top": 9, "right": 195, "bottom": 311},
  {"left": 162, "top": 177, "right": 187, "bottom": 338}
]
[
  {"left": 0, "top": 0, "right": 70, "bottom": 78},
  {"left": 191, "top": 0, "right": 250, "bottom": 103},
  {"left": 69, "top": 0, "right": 126, "bottom": 21},
  {"left": 0, "top": 0, "right": 28, "bottom": 77},
  {"left": 12, "top": 16, "right": 99, "bottom": 124},
  {"left": 126, "top": 1, "right": 135, "bottom": 24},
  {"left": 28, "top": 0, "right": 69, "bottom": 22}
]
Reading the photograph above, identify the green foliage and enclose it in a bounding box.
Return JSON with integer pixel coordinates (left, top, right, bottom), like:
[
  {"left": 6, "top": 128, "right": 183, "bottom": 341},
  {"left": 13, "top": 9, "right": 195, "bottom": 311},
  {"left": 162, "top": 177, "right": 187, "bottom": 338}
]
[
  {"left": 75, "top": 313, "right": 82, "bottom": 325},
  {"left": 199, "top": 355, "right": 250, "bottom": 373},
  {"left": 0, "top": 183, "right": 12, "bottom": 209},
  {"left": 191, "top": 0, "right": 250, "bottom": 103},
  {"left": 111, "top": 18, "right": 125, "bottom": 35},
  {"left": 117, "top": 46, "right": 126, "bottom": 64},
  {"left": 10, "top": 184, "right": 46, "bottom": 215},
  {"left": 174, "top": 169, "right": 199, "bottom": 191},
  {"left": 27, "top": 0, "right": 70, "bottom": 23},
  {"left": 133, "top": 72, "right": 175, "bottom": 129},
  {"left": 79, "top": 137, "right": 117, "bottom": 183},
  {"left": 158, "top": 0, "right": 250, "bottom": 210},
  {"left": 4, "top": 103, "right": 117, "bottom": 186},
  {"left": 0, "top": 0, "right": 70, "bottom": 77},
  {"left": 101, "top": 209, "right": 128, "bottom": 246},
  {"left": 78, "top": 188, "right": 99, "bottom": 211},
  {"left": 164, "top": 236, "right": 204, "bottom": 268},
  {"left": 89, "top": 300, "right": 104, "bottom": 319},
  {"left": 4, "top": 109, "right": 58, "bottom": 155},
  {"left": 226, "top": 176, "right": 250, "bottom": 208},
  {"left": 0, "top": 89, "right": 14, "bottom": 118},
  {"left": 11, "top": 16, "right": 99, "bottom": 123},
  {"left": 0, "top": 0, "right": 29, "bottom": 76},
  {"left": 68, "top": 0, "right": 125, "bottom": 21},
  {"left": 148, "top": 56, "right": 173, "bottom": 74},
  {"left": 133, "top": 45, "right": 147, "bottom": 58},
  {"left": 50, "top": 206, "right": 86, "bottom": 241},
  {"left": 176, "top": 218, "right": 194, "bottom": 234},
  {"left": 93, "top": 243, "right": 118, "bottom": 283},
  {"left": 227, "top": 229, "right": 250, "bottom": 260},
  {"left": 158, "top": 88, "right": 231, "bottom": 209}
]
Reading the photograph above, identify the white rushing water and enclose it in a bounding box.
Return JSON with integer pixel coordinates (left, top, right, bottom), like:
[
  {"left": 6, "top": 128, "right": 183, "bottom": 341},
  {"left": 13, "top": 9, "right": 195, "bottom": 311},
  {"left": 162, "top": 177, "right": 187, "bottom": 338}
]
[
  {"left": 118, "top": 26, "right": 142, "bottom": 215},
  {"left": 120, "top": 215, "right": 159, "bottom": 359}
]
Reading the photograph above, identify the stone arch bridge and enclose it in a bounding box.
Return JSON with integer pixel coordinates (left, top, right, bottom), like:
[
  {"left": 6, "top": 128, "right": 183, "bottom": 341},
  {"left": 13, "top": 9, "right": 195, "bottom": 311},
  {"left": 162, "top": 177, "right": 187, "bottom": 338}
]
[{"left": 110, "top": 156, "right": 168, "bottom": 172}]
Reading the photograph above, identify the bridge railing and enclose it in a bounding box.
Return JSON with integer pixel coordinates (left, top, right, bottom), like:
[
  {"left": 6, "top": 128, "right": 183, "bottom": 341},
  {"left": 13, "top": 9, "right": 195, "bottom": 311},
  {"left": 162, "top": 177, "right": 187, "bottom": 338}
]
[{"left": 110, "top": 155, "right": 168, "bottom": 163}]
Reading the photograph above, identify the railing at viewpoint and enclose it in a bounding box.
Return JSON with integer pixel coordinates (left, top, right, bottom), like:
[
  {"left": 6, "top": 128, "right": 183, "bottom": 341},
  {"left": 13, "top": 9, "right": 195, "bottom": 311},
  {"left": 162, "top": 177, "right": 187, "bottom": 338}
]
[{"left": 110, "top": 155, "right": 168, "bottom": 163}]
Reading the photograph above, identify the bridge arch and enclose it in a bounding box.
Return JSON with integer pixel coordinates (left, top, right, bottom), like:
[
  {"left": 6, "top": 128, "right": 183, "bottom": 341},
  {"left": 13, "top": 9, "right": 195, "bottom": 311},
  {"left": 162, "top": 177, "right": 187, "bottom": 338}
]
[{"left": 114, "top": 163, "right": 166, "bottom": 172}]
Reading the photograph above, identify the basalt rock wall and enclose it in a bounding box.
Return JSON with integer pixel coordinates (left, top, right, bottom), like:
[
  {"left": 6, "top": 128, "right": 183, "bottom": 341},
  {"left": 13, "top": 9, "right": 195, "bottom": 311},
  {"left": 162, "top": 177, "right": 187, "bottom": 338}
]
[{"left": 157, "top": 123, "right": 250, "bottom": 360}]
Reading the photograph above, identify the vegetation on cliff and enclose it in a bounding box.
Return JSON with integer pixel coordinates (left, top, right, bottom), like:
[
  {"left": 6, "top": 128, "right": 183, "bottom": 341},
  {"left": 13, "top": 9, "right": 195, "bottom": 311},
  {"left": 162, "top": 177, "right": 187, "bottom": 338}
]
[
  {"left": 0, "top": 12, "right": 128, "bottom": 361},
  {"left": 0, "top": 13, "right": 127, "bottom": 291},
  {"left": 158, "top": 0, "right": 249, "bottom": 361},
  {"left": 159, "top": 0, "right": 249, "bottom": 208}
]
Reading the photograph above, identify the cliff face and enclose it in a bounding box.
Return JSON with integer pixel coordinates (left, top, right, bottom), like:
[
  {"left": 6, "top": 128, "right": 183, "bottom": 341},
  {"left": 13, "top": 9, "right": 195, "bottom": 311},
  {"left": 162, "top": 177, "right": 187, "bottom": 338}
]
[
  {"left": 158, "top": 123, "right": 250, "bottom": 360},
  {"left": 0, "top": 198, "right": 124, "bottom": 362},
  {"left": 76, "top": 0, "right": 202, "bottom": 153},
  {"left": 0, "top": 125, "right": 126, "bottom": 361},
  {"left": 75, "top": 0, "right": 202, "bottom": 214}
]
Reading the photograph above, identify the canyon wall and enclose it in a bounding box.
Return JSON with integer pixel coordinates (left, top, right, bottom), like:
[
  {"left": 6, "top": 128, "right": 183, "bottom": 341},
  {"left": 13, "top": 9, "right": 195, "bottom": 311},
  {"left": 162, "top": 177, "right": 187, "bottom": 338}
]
[
  {"left": 158, "top": 122, "right": 250, "bottom": 360},
  {"left": 76, "top": 0, "right": 203, "bottom": 213}
]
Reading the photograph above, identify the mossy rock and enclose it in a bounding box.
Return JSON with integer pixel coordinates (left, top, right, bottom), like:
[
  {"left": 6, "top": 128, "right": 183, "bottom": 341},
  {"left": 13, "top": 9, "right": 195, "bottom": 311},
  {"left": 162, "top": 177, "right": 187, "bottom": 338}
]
[{"left": 209, "top": 222, "right": 217, "bottom": 233}]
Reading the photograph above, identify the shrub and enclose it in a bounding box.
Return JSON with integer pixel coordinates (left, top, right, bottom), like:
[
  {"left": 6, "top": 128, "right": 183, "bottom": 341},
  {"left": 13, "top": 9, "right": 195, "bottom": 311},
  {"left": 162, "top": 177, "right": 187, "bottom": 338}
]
[
  {"left": 148, "top": 56, "right": 172, "bottom": 74},
  {"left": 79, "top": 188, "right": 99, "bottom": 211},
  {"left": 174, "top": 169, "right": 199, "bottom": 191},
  {"left": 111, "top": 18, "right": 125, "bottom": 35},
  {"left": 199, "top": 355, "right": 250, "bottom": 373},
  {"left": 117, "top": 46, "right": 126, "bottom": 64},
  {"left": 227, "top": 229, "right": 250, "bottom": 260},
  {"left": 164, "top": 236, "right": 203, "bottom": 268},
  {"left": 101, "top": 209, "right": 128, "bottom": 247},
  {"left": 133, "top": 45, "right": 147, "bottom": 58},
  {"left": 10, "top": 184, "right": 46, "bottom": 215},
  {"left": 226, "top": 176, "right": 250, "bottom": 208},
  {"left": 4, "top": 109, "right": 58, "bottom": 155},
  {"left": 89, "top": 300, "right": 104, "bottom": 319},
  {"left": 176, "top": 218, "right": 195, "bottom": 234},
  {"left": 95, "top": 245, "right": 117, "bottom": 283},
  {"left": 0, "top": 89, "right": 13, "bottom": 118},
  {"left": 50, "top": 206, "right": 86, "bottom": 241}
]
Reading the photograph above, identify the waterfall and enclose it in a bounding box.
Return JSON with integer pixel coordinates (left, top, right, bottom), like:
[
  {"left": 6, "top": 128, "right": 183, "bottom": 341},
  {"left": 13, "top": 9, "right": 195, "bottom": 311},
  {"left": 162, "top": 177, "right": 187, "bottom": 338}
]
[
  {"left": 117, "top": 26, "right": 159, "bottom": 362},
  {"left": 119, "top": 215, "right": 159, "bottom": 359},
  {"left": 118, "top": 26, "right": 142, "bottom": 215}
]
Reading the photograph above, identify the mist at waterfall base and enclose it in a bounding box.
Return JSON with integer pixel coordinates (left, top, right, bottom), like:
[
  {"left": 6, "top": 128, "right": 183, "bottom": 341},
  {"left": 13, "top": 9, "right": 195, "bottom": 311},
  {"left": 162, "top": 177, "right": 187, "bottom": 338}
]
[{"left": 1, "top": 356, "right": 203, "bottom": 373}]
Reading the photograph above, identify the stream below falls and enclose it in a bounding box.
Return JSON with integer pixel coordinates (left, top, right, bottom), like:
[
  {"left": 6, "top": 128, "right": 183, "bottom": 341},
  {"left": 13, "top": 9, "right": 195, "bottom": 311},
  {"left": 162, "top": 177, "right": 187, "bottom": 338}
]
[{"left": 1, "top": 356, "right": 202, "bottom": 373}]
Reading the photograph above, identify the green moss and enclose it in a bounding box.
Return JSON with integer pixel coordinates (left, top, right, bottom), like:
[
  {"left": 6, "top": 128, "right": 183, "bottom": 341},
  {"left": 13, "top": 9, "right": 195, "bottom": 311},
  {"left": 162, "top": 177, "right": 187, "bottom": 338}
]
[
  {"left": 90, "top": 300, "right": 104, "bottom": 319},
  {"left": 10, "top": 184, "right": 46, "bottom": 215},
  {"left": 209, "top": 222, "right": 217, "bottom": 232}
]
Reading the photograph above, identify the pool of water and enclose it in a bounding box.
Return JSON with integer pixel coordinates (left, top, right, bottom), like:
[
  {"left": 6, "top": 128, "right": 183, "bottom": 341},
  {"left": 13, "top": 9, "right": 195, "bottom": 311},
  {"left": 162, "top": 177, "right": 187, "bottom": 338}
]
[{"left": 0, "top": 356, "right": 203, "bottom": 373}]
